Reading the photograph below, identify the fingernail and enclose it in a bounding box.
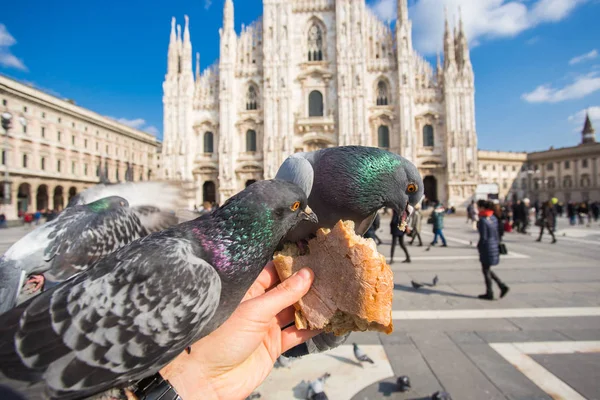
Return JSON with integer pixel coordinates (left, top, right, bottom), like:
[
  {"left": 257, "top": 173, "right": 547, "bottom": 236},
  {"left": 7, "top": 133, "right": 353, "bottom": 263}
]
[{"left": 291, "top": 268, "right": 312, "bottom": 288}]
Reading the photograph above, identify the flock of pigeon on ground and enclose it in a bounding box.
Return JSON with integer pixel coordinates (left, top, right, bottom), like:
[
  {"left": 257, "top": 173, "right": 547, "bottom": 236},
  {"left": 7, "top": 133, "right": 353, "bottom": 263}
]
[{"left": 0, "top": 145, "right": 454, "bottom": 400}]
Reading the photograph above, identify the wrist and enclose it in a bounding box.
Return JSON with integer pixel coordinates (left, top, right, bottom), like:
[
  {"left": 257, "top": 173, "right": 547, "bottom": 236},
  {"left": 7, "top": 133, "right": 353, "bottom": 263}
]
[{"left": 159, "top": 359, "right": 221, "bottom": 400}]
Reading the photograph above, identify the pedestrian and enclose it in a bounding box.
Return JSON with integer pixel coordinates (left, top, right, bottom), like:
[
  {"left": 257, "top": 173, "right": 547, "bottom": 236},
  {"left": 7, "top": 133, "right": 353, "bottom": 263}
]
[
  {"left": 592, "top": 202, "right": 599, "bottom": 222},
  {"left": 536, "top": 201, "right": 557, "bottom": 244},
  {"left": 466, "top": 200, "right": 478, "bottom": 230},
  {"left": 493, "top": 202, "right": 505, "bottom": 241},
  {"left": 521, "top": 198, "right": 532, "bottom": 234},
  {"left": 0, "top": 213, "right": 6, "bottom": 229},
  {"left": 476, "top": 200, "right": 509, "bottom": 300},
  {"left": 33, "top": 210, "right": 42, "bottom": 226},
  {"left": 23, "top": 213, "right": 33, "bottom": 228},
  {"left": 577, "top": 202, "right": 588, "bottom": 225},
  {"left": 45, "top": 209, "right": 57, "bottom": 222},
  {"left": 512, "top": 200, "right": 522, "bottom": 233},
  {"left": 390, "top": 209, "right": 411, "bottom": 263},
  {"left": 365, "top": 213, "right": 382, "bottom": 245},
  {"left": 408, "top": 204, "right": 423, "bottom": 246},
  {"left": 567, "top": 202, "right": 576, "bottom": 225},
  {"left": 430, "top": 203, "right": 447, "bottom": 247}
]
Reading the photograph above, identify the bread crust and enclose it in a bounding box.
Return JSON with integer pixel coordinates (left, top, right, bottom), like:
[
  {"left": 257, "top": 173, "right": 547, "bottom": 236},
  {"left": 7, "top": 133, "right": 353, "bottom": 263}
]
[{"left": 273, "top": 220, "right": 393, "bottom": 336}]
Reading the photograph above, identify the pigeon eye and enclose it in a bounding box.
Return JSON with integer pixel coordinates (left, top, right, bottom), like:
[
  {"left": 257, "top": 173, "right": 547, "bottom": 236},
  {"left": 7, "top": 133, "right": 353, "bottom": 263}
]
[
  {"left": 290, "top": 202, "right": 300, "bottom": 211},
  {"left": 407, "top": 184, "right": 418, "bottom": 194}
]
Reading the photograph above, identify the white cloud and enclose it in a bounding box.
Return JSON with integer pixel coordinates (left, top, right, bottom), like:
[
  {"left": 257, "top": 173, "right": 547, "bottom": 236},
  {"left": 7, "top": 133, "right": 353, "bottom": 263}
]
[
  {"left": 109, "top": 117, "right": 160, "bottom": 136},
  {"left": 144, "top": 126, "right": 160, "bottom": 136},
  {"left": 369, "top": 0, "right": 588, "bottom": 55},
  {"left": 0, "top": 24, "right": 27, "bottom": 71},
  {"left": 522, "top": 73, "right": 600, "bottom": 103},
  {"left": 204, "top": 0, "right": 212, "bottom": 10},
  {"left": 569, "top": 49, "right": 598, "bottom": 65},
  {"left": 526, "top": 36, "right": 541, "bottom": 45},
  {"left": 568, "top": 106, "right": 600, "bottom": 124}
]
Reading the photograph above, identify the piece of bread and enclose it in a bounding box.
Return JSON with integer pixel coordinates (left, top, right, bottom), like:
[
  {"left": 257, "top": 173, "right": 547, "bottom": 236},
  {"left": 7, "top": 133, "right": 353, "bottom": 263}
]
[{"left": 273, "top": 220, "right": 393, "bottom": 336}]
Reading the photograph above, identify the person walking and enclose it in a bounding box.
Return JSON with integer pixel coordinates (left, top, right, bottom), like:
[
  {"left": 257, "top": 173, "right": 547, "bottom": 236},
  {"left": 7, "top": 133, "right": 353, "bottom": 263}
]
[
  {"left": 430, "top": 203, "right": 447, "bottom": 247},
  {"left": 467, "top": 200, "right": 478, "bottom": 230},
  {"left": 476, "top": 200, "right": 509, "bottom": 300},
  {"left": 567, "top": 202, "right": 577, "bottom": 226},
  {"left": 536, "top": 201, "right": 557, "bottom": 244},
  {"left": 493, "top": 202, "right": 505, "bottom": 241},
  {"left": 365, "top": 213, "right": 382, "bottom": 245},
  {"left": 390, "top": 209, "right": 411, "bottom": 263},
  {"left": 577, "top": 202, "right": 588, "bottom": 225},
  {"left": 408, "top": 205, "right": 423, "bottom": 246}
]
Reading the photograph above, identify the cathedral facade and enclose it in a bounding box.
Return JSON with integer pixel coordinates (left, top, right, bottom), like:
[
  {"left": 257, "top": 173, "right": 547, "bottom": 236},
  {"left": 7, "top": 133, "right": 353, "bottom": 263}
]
[{"left": 161, "top": 0, "right": 478, "bottom": 207}]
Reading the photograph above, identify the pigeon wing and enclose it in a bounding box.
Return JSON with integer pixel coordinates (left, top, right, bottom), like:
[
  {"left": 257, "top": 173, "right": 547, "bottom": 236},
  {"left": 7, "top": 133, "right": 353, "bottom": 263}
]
[
  {"left": 43, "top": 207, "right": 153, "bottom": 281},
  {"left": 131, "top": 206, "right": 178, "bottom": 233},
  {"left": 0, "top": 234, "right": 221, "bottom": 399},
  {"left": 67, "top": 182, "right": 183, "bottom": 211}
]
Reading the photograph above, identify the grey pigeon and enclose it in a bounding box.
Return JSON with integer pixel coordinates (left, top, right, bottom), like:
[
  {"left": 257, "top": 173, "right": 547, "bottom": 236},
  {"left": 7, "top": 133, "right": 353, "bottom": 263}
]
[
  {"left": 432, "top": 391, "right": 453, "bottom": 400},
  {"left": 411, "top": 280, "right": 424, "bottom": 289},
  {"left": 0, "top": 180, "right": 317, "bottom": 400},
  {"left": 276, "top": 146, "right": 424, "bottom": 242},
  {"left": 276, "top": 146, "right": 424, "bottom": 355},
  {"left": 246, "top": 392, "right": 261, "bottom": 400},
  {"left": 0, "top": 193, "right": 180, "bottom": 313},
  {"left": 306, "top": 373, "right": 330, "bottom": 400},
  {"left": 397, "top": 375, "right": 411, "bottom": 392},
  {"left": 432, "top": 275, "right": 439, "bottom": 286},
  {"left": 353, "top": 343, "right": 374, "bottom": 364},
  {"left": 276, "top": 355, "right": 292, "bottom": 368}
]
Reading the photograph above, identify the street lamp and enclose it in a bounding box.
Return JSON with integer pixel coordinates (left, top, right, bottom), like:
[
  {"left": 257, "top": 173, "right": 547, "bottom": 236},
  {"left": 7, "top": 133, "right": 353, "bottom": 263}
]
[{"left": 1, "top": 112, "right": 12, "bottom": 205}]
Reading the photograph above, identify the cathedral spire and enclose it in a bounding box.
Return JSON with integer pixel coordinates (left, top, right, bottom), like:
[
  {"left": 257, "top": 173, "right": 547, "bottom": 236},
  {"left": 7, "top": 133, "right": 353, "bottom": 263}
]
[
  {"left": 582, "top": 112, "right": 596, "bottom": 144},
  {"left": 443, "top": 8, "right": 456, "bottom": 70},
  {"left": 456, "top": 7, "right": 471, "bottom": 71},
  {"left": 397, "top": 0, "right": 409, "bottom": 23},
  {"left": 183, "top": 15, "right": 191, "bottom": 45},
  {"left": 195, "top": 52, "right": 201, "bottom": 80},
  {"left": 167, "top": 17, "right": 178, "bottom": 75},
  {"left": 224, "top": 0, "right": 234, "bottom": 32}
]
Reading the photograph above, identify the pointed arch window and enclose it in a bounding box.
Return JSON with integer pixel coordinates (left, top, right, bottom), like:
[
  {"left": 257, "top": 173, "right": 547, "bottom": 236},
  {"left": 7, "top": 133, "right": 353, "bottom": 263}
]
[
  {"left": 423, "top": 124, "right": 434, "bottom": 147},
  {"left": 246, "top": 85, "right": 258, "bottom": 110},
  {"left": 308, "top": 90, "right": 324, "bottom": 117},
  {"left": 376, "top": 80, "right": 389, "bottom": 106},
  {"left": 378, "top": 125, "right": 390, "bottom": 149},
  {"left": 307, "top": 24, "right": 323, "bottom": 61},
  {"left": 246, "top": 129, "right": 257, "bottom": 152},
  {"left": 204, "top": 132, "right": 214, "bottom": 154}
]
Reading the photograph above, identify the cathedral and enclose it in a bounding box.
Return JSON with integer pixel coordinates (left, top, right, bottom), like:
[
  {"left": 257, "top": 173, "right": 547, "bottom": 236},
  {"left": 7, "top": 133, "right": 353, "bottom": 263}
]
[{"left": 161, "top": 0, "right": 478, "bottom": 207}]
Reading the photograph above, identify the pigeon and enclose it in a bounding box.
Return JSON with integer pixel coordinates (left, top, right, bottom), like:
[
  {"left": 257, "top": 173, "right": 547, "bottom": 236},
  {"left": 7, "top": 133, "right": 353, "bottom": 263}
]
[
  {"left": 411, "top": 280, "right": 424, "bottom": 289},
  {"left": 397, "top": 375, "right": 411, "bottom": 392},
  {"left": 0, "top": 180, "right": 317, "bottom": 400},
  {"left": 432, "top": 390, "right": 453, "bottom": 400},
  {"left": 352, "top": 343, "right": 374, "bottom": 364},
  {"left": 0, "top": 182, "right": 183, "bottom": 313},
  {"left": 276, "top": 355, "right": 293, "bottom": 368},
  {"left": 306, "top": 373, "right": 330, "bottom": 400},
  {"left": 246, "top": 392, "right": 262, "bottom": 400},
  {"left": 432, "top": 275, "right": 439, "bottom": 286},
  {"left": 276, "top": 146, "right": 424, "bottom": 356},
  {"left": 276, "top": 146, "right": 424, "bottom": 243}
]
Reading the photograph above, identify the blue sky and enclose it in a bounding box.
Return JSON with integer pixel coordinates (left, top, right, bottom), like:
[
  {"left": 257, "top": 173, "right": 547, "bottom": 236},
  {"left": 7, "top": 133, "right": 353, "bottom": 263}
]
[{"left": 1, "top": 0, "right": 599, "bottom": 152}]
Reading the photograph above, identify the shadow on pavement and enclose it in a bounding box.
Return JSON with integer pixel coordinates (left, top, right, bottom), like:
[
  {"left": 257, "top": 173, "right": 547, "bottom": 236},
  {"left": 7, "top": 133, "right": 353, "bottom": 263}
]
[
  {"left": 325, "top": 353, "right": 363, "bottom": 368},
  {"left": 394, "top": 284, "right": 478, "bottom": 300}
]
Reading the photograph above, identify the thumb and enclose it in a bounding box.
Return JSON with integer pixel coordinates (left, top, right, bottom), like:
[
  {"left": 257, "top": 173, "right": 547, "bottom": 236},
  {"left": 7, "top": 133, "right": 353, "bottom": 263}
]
[{"left": 249, "top": 268, "right": 314, "bottom": 318}]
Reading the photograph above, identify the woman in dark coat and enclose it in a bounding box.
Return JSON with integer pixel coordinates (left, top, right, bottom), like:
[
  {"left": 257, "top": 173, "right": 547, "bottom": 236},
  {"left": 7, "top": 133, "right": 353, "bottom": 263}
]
[
  {"left": 390, "top": 209, "right": 411, "bottom": 263},
  {"left": 477, "top": 200, "right": 509, "bottom": 300}
]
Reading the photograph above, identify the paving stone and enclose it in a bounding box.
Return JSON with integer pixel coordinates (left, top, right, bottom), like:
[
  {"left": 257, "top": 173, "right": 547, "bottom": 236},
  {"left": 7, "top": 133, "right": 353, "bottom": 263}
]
[
  {"left": 475, "top": 330, "right": 571, "bottom": 343},
  {"left": 531, "top": 353, "right": 600, "bottom": 400},
  {"left": 409, "top": 331, "right": 506, "bottom": 400},
  {"left": 457, "top": 343, "right": 552, "bottom": 400},
  {"left": 556, "top": 329, "right": 600, "bottom": 341},
  {"left": 397, "top": 318, "right": 520, "bottom": 333},
  {"left": 446, "top": 331, "right": 487, "bottom": 344},
  {"left": 509, "top": 317, "right": 600, "bottom": 331},
  {"left": 349, "top": 331, "right": 382, "bottom": 345}
]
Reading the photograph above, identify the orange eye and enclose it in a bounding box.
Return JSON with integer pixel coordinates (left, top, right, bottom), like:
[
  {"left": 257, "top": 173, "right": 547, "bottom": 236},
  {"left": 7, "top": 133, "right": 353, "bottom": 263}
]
[
  {"left": 407, "top": 184, "right": 418, "bottom": 193},
  {"left": 290, "top": 201, "right": 301, "bottom": 211}
]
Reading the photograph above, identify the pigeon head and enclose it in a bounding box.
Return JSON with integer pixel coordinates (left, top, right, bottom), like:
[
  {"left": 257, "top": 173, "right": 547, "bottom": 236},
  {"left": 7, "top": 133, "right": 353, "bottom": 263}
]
[
  {"left": 386, "top": 153, "right": 424, "bottom": 221},
  {"left": 85, "top": 196, "right": 129, "bottom": 213},
  {"left": 200, "top": 180, "right": 317, "bottom": 274}
]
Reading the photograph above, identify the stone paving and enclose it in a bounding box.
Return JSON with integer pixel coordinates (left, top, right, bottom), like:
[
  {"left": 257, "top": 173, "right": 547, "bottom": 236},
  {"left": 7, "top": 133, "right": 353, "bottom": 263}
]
[{"left": 1, "top": 216, "right": 599, "bottom": 399}]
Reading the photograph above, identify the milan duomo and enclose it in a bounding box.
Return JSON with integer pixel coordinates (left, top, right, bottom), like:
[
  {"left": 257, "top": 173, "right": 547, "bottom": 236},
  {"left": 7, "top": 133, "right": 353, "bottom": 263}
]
[{"left": 160, "top": 0, "right": 477, "bottom": 207}]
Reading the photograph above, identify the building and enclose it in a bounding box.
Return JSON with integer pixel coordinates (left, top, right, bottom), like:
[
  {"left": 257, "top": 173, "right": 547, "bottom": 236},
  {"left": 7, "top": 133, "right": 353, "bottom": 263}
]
[
  {"left": 522, "top": 115, "right": 600, "bottom": 203},
  {"left": 0, "top": 75, "right": 159, "bottom": 221},
  {"left": 478, "top": 150, "right": 528, "bottom": 201},
  {"left": 161, "top": 0, "right": 478, "bottom": 207}
]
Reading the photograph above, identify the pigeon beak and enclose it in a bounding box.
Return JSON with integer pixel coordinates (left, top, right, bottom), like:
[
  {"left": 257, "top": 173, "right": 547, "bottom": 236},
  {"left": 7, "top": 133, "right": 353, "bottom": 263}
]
[{"left": 300, "top": 206, "right": 318, "bottom": 223}]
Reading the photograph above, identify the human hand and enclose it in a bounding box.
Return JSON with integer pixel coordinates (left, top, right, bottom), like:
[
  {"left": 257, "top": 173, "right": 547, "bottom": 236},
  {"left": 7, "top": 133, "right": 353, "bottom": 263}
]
[{"left": 159, "top": 263, "right": 320, "bottom": 400}]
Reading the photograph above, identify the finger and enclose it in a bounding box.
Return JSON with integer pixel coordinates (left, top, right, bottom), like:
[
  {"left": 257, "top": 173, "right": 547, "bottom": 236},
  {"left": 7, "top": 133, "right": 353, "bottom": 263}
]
[
  {"left": 281, "top": 326, "right": 323, "bottom": 353},
  {"left": 247, "top": 268, "right": 314, "bottom": 318},
  {"left": 275, "top": 306, "right": 296, "bottom": 328},
  {"left": 255, "top": 262, "right": 280, "bottom": 292}
]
